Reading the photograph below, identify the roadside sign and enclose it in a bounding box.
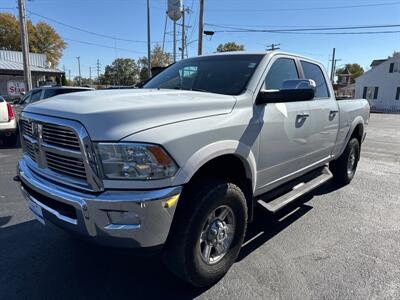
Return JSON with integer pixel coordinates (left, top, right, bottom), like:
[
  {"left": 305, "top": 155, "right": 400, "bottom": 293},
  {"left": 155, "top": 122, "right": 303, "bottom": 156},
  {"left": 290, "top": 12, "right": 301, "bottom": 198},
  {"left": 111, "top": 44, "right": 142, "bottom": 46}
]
[{"left": 7, "top": 80, "right": 26, "bottom": 96}]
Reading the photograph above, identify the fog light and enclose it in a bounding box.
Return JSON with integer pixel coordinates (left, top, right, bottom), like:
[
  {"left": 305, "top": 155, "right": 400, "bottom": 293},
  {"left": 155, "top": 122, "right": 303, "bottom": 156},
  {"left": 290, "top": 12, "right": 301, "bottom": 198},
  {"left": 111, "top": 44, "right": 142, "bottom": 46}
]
[{"left": 107, "top": 211, "right": 141, "bottom": 225}]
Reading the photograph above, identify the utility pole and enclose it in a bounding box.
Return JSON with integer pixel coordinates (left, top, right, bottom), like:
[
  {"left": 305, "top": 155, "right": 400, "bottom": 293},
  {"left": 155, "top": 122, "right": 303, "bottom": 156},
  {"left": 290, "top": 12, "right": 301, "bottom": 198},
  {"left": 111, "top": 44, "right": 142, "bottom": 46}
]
[
  {"left": 266, "top": 43, "right": 280, "bottom": 51},
  {"left": 173, "top": 21, "right": 176, "bottom": 62},
  {"left": 89, "top": 67, "right": 92, "bottom": 84},
  {"left": 76, "top": 56, "right": 81, "bottom": 86},
  {"left": 17, "top": 0, "right": 32, "bottom": 92},
  {"left": 146, "top": 0, "right": 152, "bottom": 78},
  {"left": 96, "top": 59, "right": 101, "bottom": 84},
  {"left": 331, "top": 59, "right": 342, "bottom": 84},
  {"left": 68, "top": 70, "right": 71, "bottom": 82},
  {"left": 330, "top": 48, "right": 336, "bottom": 83},
  {"left": 198, "top": 0, "right": 204, "bottom": 56},
  {"left": 181, "top": 5, "right": 185, "bottom": 60}
]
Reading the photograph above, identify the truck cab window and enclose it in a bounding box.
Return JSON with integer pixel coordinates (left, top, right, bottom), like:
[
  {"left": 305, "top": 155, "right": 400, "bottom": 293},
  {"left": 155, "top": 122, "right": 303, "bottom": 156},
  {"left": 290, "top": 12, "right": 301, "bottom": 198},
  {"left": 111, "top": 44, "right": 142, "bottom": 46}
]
[
  {"left": 265, "top": 58, "right": 299, "bottom": 90},
  {"left": 300, "top": 61, "right": 329, "bottom": 98}
]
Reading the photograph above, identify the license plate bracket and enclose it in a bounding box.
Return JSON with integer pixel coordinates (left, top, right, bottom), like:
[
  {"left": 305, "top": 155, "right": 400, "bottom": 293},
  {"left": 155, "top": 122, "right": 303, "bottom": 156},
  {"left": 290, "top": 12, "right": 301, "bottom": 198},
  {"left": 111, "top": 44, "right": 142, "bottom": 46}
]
[{"left": 28, "top": 199, "right": 45, "bottom": 225}]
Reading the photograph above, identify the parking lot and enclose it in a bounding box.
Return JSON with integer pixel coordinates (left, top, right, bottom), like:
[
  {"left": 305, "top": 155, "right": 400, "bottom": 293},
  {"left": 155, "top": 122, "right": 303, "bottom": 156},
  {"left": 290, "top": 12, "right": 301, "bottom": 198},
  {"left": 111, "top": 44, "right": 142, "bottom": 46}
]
[{"left": 0, "top": 113, "right": 399, "bottom": 299}]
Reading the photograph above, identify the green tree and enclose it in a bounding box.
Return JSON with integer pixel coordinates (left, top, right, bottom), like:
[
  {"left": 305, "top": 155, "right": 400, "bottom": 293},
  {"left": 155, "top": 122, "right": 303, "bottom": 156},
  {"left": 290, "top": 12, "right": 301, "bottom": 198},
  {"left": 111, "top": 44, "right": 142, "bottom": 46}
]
[
  {"left": 138, "top": 44, "right": 172, "bottom": 81},
  {"left": 0, "top": 13, "right": 66, "bottom": 66},
  {"left": 30, "top": 22, "right": 66, "bottom": 67},
  {"left": 102, "top": 58, "right": 140, "bottom": 86},
  {"left": 336, "top": 63, "right": 364, "bottom": 84},
  {"left": 216, "top": 42, "right": 245, "bottom": 52},
  {"left": 61, "top": 74, "right": 68, "bottom": 86}
]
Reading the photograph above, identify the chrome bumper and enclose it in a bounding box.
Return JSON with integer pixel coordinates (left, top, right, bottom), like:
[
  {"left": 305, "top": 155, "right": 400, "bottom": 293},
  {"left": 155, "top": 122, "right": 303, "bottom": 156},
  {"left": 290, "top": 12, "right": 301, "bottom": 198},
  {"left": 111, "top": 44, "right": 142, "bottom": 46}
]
[{"left": 17, "top": 159, "right": 182, "bottom": 248}]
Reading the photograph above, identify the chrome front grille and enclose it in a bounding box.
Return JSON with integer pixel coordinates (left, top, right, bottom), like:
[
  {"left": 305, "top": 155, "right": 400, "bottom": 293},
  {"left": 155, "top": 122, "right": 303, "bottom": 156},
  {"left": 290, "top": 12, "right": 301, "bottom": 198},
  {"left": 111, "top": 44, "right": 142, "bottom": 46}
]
[
  {"left": 20, "top": 113, "right": 102, "bottom": 192},
  {"left": 21, "top": 119, "right": 33, "bottom": 138},
  {"left": 24, "top": 139, "right": 36, "bottom": 162},
  {"left": 42, "top": 124, "right": 81, "bottom": 151},
  {"left": 45, "top": 152, "right": 87, "bottom": 179}
]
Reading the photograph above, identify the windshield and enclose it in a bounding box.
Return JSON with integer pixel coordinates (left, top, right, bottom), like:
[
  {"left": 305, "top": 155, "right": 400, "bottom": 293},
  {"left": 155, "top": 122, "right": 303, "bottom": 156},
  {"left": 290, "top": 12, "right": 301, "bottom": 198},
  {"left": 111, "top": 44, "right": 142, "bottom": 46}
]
[{"left": 143, "top": 54, "right": 264, "bottom": 96}]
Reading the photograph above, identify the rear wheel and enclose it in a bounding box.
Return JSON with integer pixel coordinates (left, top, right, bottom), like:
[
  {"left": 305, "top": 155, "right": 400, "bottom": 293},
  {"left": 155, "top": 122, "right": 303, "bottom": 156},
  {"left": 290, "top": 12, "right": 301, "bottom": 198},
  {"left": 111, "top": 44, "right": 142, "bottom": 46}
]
[
  {"left": 330, "top": 137, "right": 360, "bottom": 185},
  {"left": 163, "top": 178, "right": 247, "bottom": 287}
]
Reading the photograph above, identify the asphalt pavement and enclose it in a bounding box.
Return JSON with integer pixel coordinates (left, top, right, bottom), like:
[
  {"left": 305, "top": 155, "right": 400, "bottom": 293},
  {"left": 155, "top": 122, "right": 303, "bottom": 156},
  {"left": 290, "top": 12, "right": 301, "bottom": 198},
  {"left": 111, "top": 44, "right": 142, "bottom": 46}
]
[{"left": 0, "top": 113, "right": 399, "bottom": 299}]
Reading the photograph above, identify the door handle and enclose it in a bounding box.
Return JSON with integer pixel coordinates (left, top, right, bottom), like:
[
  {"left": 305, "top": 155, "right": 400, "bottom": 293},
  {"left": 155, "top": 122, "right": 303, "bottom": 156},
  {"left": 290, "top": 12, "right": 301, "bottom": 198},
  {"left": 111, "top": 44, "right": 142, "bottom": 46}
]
[
  {"left": 297, "top": 113, "right": 310, "bottom": 118},
  {"left": 329, "top": 110, "right": 338, "bottom": 120}
]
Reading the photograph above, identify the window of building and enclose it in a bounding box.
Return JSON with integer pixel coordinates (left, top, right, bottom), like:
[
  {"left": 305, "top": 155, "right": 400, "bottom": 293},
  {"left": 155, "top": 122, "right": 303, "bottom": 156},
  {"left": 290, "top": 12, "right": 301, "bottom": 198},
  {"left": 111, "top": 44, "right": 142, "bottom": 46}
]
[
  {"left": 363, "top": 87, "right": 368, "bottom": 98},
  {"left": 389, "top": 63, "right": 394, "bottom": 73},
  {"left": 373, "top": 87, "right": 379, "bottom": 99},
  {"left": 396, "top": 87, "right": 400, "bottom": 100},
  {"left": 300, "top": 61, "right": 330, "bottom": 98},
  {"left": 265, "top": 58, "right": 299, "bottom": 90}
]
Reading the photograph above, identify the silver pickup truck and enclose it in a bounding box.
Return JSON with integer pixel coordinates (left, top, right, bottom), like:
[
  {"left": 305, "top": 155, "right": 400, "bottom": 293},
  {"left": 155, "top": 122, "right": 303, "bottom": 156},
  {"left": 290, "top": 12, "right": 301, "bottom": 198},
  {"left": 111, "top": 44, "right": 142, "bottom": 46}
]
[{"left": 16, "top": 52, "right": 369, "bottom": 287}]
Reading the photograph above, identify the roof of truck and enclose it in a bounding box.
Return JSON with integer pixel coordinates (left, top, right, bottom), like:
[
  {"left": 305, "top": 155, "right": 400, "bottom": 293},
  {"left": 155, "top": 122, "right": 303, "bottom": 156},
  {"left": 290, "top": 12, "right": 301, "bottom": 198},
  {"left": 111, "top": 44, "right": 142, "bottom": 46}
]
[{"left": 197, "top": 51, "right": 322, "bottom": 65}]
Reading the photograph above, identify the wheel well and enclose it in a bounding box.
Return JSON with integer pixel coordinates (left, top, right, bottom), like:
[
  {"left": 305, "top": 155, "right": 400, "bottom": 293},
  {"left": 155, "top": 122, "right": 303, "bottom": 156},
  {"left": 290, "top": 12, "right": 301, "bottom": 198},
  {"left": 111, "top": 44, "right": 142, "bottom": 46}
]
[
  {"left": 351, "top": 123, "right": 364, "bottom": 145},
  {"left": 186, "top": 154, "right": 254, "bottom": 222}
]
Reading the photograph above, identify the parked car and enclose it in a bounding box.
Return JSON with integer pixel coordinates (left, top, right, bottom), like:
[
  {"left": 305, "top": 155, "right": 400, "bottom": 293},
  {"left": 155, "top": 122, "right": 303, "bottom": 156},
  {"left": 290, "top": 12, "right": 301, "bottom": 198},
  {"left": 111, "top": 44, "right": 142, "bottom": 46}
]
[
  {"left": 0, "top": 96, "right": 17, "bottom": 145},
  {"left": 15, "top": 52, "right": 370, "bottom": 287},
  {"left": 13, "top": 86, "right": 94, "bottom": 119}
]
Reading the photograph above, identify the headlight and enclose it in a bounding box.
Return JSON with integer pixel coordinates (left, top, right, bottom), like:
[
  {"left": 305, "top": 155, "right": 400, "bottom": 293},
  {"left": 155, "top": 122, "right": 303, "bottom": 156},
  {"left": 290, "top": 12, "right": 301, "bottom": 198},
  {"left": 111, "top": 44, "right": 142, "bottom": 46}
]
[{"left": 96, "top": 143, "right": 178, "bottom": 180}]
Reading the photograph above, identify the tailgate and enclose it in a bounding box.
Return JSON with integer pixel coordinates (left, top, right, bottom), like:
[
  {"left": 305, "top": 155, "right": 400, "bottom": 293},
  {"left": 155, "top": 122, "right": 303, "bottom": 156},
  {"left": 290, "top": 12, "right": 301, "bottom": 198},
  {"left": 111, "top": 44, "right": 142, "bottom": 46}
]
[{"left": 0, "top": 101, "right": 9, "bottom": 123}]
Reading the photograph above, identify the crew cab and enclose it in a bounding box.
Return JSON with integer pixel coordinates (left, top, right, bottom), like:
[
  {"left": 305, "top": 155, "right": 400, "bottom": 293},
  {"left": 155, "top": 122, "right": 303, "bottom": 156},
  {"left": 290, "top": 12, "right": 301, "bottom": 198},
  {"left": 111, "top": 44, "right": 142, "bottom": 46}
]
[
  {"left": 15, "top": 52, "right": 369, "bottom": 287},
  {"left": 0, "top": 96, "right": 17, "bottom": 146}
]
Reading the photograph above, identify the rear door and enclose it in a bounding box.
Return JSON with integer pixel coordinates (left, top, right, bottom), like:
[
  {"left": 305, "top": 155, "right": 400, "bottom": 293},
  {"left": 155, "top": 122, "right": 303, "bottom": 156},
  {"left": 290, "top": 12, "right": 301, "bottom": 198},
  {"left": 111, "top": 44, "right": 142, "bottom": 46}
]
[
  {"left": 256, "top": 56, "right": 314, "bottom": 193},
  {"left": 0, "top": 97, "right": 8, "bottom": 123},
  {"left": 300, "top": 60, "right": 339, "bottom": 164}
]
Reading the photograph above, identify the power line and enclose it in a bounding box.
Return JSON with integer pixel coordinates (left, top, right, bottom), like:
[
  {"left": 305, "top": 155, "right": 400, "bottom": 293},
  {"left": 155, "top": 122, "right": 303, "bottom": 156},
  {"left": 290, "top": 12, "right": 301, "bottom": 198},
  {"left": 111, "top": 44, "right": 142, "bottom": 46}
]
[
  {"left": 63, "top": 38, "right": 146, "bottom": 54},
  {"left": 26, "top": 10, "right": 168, "bottom": 44},
  {"left": 205, "top": 1, "right": 400, "bottom": 12},
  {"left": 206, "top": 23, "right": 400, "bottom": 32}
]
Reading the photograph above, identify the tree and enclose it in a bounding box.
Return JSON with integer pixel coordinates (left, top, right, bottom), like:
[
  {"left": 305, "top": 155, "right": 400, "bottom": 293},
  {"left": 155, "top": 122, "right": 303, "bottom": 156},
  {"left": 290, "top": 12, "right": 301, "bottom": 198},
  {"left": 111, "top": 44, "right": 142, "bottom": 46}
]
[
  {"left": 102, "top": 58, "right": 140, "bottom": 86},
  {"left": 216, "top": 42, "right": 245, "bottom": 52},
  {"left": 0, "top": 13, "right": 66, "bottom": 66},
  {"left": 29, "top": 22, "right": 66, "bottom": 67},
  {"left": 336, "top": 63, "right": 364, "bottom": 84},
  {"left": 138, "top": 44, "right": 172, "bottom": 81}
]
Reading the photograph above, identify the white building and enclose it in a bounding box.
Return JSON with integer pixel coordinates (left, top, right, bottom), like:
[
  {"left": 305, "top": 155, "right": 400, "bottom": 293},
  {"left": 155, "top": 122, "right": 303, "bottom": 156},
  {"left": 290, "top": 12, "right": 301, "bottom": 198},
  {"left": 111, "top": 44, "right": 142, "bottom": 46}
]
[{"left": 355, "top": 53, "right": 400, "bottom": 113}]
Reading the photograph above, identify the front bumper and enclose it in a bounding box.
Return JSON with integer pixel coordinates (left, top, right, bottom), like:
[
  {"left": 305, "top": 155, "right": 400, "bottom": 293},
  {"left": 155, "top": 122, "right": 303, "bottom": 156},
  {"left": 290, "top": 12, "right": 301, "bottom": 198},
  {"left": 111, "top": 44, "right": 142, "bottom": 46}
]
[{"left": 17, "top": 159, "right": 182, "bottom": 248}]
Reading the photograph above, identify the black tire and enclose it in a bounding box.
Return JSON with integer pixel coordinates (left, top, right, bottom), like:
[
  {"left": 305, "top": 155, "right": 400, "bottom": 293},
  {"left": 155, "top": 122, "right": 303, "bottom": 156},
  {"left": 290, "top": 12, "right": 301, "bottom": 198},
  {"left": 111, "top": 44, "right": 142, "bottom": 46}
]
[
  {"left": 330, "top": 137, "right": 360, "bottom": 185},
  {"left": 4, "top": 133, "right": 18, "bottom": 147},
  {"left": 163, "top": 178, "right": 248, "bottom": 287}
]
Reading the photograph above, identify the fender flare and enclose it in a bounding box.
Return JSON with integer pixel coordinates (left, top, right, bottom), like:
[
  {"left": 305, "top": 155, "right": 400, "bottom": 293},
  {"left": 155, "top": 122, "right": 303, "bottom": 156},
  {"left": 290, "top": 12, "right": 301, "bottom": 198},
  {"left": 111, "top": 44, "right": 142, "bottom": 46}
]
[
  {"left": 173, "top": 140, "right": 257, "bottom": 192},
  {"left": 337, "top": 116, "right": 365, "bottom": 158}
]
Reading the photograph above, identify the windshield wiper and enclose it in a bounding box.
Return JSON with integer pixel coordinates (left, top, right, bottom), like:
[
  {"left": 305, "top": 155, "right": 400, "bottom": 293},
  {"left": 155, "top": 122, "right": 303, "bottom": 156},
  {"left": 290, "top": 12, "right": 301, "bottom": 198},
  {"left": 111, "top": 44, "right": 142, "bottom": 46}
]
[
  {"left": 189, "top": 88, "right": 208, "bottom": 93},
  {"left": 170, "top": 87, "right": 208, "bottom": 93}
]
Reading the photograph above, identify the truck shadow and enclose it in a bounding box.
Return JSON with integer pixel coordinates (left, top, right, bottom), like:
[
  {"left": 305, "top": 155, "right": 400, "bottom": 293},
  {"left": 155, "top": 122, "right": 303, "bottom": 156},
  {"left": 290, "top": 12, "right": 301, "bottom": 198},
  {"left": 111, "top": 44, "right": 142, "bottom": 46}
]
[
  {"left": 0, "top": 133, "right": 21, "bottom": 149},
  {"left": 0, "top": 181, "right": 341, "bottom": 299}
]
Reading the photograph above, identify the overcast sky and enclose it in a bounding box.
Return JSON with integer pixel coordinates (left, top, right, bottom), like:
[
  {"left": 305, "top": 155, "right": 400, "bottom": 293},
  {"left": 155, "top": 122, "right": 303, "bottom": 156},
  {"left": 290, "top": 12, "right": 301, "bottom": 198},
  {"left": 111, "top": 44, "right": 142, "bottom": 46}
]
[{"left": 1, "top": 0, "right": 399, "bottom": 78}]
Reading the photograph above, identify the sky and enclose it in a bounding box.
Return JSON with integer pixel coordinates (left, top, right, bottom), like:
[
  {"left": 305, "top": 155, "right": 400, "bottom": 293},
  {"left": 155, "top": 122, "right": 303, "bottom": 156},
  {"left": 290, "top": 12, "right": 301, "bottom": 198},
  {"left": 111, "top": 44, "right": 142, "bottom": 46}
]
[{"left": 1, "top": 0, "right": 399, "bottom": 79}]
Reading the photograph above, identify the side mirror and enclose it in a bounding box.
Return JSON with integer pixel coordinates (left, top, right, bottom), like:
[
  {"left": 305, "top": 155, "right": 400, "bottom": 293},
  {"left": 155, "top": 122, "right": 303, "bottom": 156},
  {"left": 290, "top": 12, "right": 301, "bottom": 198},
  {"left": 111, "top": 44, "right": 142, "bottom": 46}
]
[{"left": 257, "top": 79, "right": 316, "bottom": 104}]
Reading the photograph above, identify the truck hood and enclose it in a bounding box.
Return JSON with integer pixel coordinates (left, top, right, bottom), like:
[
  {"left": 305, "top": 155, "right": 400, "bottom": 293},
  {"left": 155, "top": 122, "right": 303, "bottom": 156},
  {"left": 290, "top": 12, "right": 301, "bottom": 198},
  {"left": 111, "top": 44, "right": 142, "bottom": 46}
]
[{"left": 25, "top": 89, "right": 236, "bottom": 141}]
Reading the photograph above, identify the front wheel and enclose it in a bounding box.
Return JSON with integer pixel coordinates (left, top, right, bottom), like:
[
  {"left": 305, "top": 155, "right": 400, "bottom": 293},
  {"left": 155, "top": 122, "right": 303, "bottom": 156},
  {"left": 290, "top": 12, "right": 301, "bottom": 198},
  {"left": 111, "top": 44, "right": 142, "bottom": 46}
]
[
  {"left": 330, "top": 137, "right": 360, "bottom": 185},
  {"left": 163, "top": 179, "right": 247, "bottom": 287}
]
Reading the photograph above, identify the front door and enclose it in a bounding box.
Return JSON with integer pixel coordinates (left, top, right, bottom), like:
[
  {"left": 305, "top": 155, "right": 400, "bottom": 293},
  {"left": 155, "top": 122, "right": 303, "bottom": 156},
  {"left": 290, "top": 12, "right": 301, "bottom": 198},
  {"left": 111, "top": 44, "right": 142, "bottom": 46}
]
[{"left": 256, "top": 56, "right": 313, "bottom": 193}]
